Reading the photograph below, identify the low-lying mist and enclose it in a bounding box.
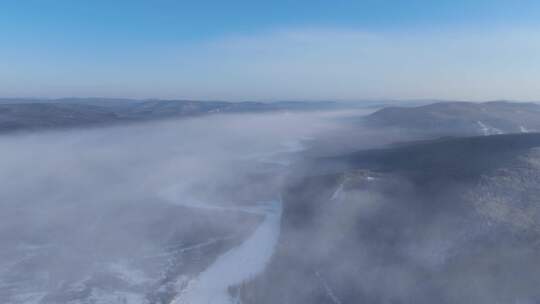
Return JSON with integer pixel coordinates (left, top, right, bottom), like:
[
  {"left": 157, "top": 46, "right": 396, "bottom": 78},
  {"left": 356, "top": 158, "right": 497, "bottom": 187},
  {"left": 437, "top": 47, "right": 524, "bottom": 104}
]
[{"left": 0, "top": 110, "right": 357, "bottom": 303}]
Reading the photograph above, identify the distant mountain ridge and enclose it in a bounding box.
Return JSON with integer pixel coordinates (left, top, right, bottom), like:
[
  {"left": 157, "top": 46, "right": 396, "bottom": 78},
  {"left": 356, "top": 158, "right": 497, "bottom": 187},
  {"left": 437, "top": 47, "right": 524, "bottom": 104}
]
[
  {"left": 0, "top": 98, "right": 350, "bottom": 133},
  {"left": 4, "top": 99, "right": 540, "bottom": 135},
  {"left": 365, "top": 101, "right": 540, "bottom": 136}
]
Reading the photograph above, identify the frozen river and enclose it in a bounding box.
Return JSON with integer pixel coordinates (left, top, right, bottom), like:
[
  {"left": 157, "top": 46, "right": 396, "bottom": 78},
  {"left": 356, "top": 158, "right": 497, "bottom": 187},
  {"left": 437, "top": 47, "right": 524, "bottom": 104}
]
[{"left": 172, "top": 200, "right": 282, "bottom": 304}]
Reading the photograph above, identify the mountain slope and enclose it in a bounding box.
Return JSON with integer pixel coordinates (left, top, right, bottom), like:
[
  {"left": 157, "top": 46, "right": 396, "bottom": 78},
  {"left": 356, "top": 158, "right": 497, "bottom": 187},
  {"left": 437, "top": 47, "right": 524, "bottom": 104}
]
[
  {"left": 365, "top": 101, "right": 540, "bottom": 136},
  {"left": 242, "top": 133, "right": 540, "bottom": 304}
]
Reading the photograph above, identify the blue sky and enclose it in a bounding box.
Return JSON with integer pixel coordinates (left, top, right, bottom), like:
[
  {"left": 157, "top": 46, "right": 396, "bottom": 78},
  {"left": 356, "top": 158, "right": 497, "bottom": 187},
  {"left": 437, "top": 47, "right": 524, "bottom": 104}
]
[{"left": 1, "top": 0, "right": 540, "bottom": 101}]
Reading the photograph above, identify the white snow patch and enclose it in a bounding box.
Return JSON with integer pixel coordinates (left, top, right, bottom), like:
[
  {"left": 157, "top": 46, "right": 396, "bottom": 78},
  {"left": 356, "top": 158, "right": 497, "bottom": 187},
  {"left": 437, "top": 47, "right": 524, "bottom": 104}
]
[
  {"left": 315, "top": 270, "right": 342, "bottom": 304},
  {"left": 477, "top": 121, "right": 503, "bottom": 136},
  {"left": 172, "top": 200, "right": 282, "bottom": 304},
  {"left": 331, "top": 175, "right": 376, "bottom": 202},
  {"left": 330, "top": 182, "right": 345, "bottom": 201}
]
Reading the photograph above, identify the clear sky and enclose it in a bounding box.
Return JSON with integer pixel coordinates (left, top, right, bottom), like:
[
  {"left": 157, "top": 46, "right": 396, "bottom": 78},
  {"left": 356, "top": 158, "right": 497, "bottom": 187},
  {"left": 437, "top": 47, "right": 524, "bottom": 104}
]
[{"left": 1, "top": 0, "right": 540, "bottom": 101}]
